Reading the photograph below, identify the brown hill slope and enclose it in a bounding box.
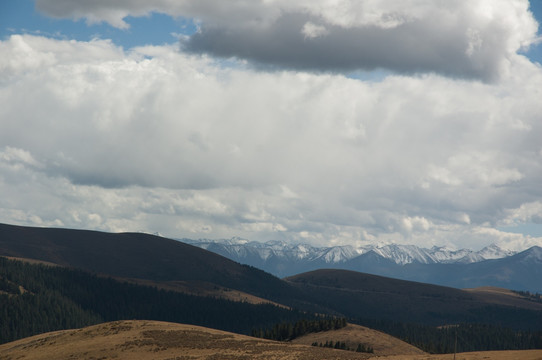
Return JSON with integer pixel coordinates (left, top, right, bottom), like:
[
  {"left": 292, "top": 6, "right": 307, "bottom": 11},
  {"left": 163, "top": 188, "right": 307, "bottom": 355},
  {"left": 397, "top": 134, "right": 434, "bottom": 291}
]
[
  {"left": 0, "top": 320, "right": 374, "bottom": 360},
  {"left": 0, "top": 223, "right": 293, "bottom": 301},
  {"left": 464, "top": 286, "right": 542, "bottom": 311},
  {"left": 291, "top": 323, "right": 426, "bottom": 356},
  {"left": 2, "top": 254, "right": 286, "bottom": 307},
  {"left": 1, "top": 320, "right": 541, "bottom": 360},
  {"left": 2, "top": 223, "right": 542, "bottom": 330}
]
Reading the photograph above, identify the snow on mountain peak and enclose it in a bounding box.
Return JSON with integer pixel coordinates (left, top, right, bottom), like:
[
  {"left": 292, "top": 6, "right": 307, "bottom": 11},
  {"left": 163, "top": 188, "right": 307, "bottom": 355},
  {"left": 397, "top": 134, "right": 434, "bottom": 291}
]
[
  {"left": 184, "top": 238, "right": 519, "bottom": 266},
  {"left": 320, "top": 245, "right": 359, "bottom": 263},
  {"left": 521, "top": 246, "right": 542, "bottom": 262},
  {"left": 264, "top": 240, "right": 290, "bottom": 250},
  {"left": 477, "top": 244, "right": 516, "bottom": 259}
]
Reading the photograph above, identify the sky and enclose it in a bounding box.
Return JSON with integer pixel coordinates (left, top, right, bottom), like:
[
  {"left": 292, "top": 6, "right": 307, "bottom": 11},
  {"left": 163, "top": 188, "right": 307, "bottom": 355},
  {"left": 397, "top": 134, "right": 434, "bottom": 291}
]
[{"left": 1, "top": 0, "right": 542, "bottom": 251}]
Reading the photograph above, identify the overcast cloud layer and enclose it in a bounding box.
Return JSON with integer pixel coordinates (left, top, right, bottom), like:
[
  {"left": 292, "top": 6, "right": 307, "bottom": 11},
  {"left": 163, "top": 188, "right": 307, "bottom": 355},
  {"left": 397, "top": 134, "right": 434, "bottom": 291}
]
[{"left": 1, "top": 1, "right": 542, "bottom": 251}]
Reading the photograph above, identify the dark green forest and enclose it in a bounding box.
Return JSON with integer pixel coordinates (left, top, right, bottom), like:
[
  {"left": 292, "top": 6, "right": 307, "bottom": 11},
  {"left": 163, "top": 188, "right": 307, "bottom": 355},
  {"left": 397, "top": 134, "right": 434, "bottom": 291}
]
[
  {"left": 252, "top": 318, "right": 374, "bottom": 353},
  {"left": 513, "top": 290, "right": 542, "bottom": 304},
  {"left": 0, "top": 257, "right": 311, "bottom": 344},
  {"left": 354, "top": 318, "right": 542, "bottom": 353},
  {"left": 251, "top": 317, "right": 347, "bottom": 341},
  {"left": 312, "top": 340, "right": 374, "bottom": 353},
  {"left": 2, "top": 256, "right": 542, "bottom": 353},
  {"left": 250, "top": 315, "right": 542, "bottom": 354}
]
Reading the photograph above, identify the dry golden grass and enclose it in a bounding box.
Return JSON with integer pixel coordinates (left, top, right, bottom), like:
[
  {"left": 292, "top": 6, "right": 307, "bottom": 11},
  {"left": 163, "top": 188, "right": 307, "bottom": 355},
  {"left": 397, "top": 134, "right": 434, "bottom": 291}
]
[
  {"left": 1, "top": 321, "right": 541, "bottom": 360},
  {"left": 0, "top": 320, "right": 373, "bottom": 360},
  {"left": 464, "top": 287, "right": 542, "bottom": 311},
  {"left": 291, "top": 323, "right": 426, "bottom": 356}
]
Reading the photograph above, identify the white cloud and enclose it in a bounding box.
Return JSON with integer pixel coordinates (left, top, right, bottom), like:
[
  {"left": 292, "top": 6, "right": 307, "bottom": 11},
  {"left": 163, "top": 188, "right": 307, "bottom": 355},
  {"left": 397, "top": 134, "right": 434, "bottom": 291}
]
[
  {"left": 34, "top": 0, "right": 540, "bottom": 80},
  {"left": 302, "top": 22, "right": 329, "bottom": 39},
  {"left": 428, "top": 151, "right": 524, "bottom": 187},
  {"left": 475, "top": 227, "right": 542, "bottom": 252},
  {"left": 501, "top": 201, "right": 542, "bottom": 226},
  {"left": 0, "top": 146, "right": 43, "bottom": 169},
  {"left": 1, "top": 33, "right": 542, "bottom": 250}
]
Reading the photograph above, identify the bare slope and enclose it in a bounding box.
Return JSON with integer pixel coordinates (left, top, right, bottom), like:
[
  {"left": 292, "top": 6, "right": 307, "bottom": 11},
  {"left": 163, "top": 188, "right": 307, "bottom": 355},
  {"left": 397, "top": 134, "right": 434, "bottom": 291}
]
[
  {"left": 0, "top": 320, "right": 374, "bottom": 360},
  {"left": 291, "top": 323, "right": 426, "bottom": 356},
  {"left": 464, "top": 286, "right": 542, "bottom": 311}
]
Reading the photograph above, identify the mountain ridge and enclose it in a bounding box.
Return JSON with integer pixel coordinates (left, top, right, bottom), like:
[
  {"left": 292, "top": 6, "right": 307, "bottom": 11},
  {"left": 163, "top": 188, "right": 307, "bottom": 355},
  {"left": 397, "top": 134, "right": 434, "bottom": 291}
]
[
  {"left": 2, "top": 222, "right": 542, "bottom": 335},
  {"left": 0, "top": 222, "right": 294, "bottom": 302},
  {"left": 184, "top": 238, "right": 518, "bottom": 267},
  {"left": 185, "top": 238, "right": 542, "bottom": 292}
]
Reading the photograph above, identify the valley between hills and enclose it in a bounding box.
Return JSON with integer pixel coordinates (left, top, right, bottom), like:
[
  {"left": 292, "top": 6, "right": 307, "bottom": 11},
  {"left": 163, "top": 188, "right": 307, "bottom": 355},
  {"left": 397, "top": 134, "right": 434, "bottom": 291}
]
[{"left": 1, "top": 222, "right": 541, "bottom": 359}]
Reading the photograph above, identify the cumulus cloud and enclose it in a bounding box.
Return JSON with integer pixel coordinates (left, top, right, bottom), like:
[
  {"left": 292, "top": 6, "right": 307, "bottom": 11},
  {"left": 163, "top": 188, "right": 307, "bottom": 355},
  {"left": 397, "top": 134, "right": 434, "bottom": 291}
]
[
  {"left": 1, "top": 34, "right": 542, "bottom": 249},
  {"left": 34, "top": 0, "right": 540, "bottom": 80}
]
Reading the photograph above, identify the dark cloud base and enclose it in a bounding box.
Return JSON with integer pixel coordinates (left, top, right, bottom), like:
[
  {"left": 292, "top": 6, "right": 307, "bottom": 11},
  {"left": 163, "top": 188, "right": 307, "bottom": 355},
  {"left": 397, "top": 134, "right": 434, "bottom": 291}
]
[{"left": 184, "top": 13, "right": 502, "bottom": 81}]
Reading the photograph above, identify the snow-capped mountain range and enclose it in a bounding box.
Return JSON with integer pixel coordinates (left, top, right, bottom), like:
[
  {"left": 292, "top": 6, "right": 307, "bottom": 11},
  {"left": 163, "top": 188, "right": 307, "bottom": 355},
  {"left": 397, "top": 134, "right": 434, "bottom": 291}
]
[
  {"left": 184, "top": 238, "right": 515, "bottom": 266},
  {"left": 182, "top": 238, "right": 542, "bottom": 292}
]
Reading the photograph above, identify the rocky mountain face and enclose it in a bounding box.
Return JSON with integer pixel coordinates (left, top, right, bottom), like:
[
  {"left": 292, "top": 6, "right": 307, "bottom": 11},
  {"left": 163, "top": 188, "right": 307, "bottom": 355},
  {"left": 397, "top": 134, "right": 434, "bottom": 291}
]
[
  {"left": 184, "top": 238, "right": 541, "bottom": 292},
  {"left": 184, "top": 238, "right": 516, "bottom": 271}
]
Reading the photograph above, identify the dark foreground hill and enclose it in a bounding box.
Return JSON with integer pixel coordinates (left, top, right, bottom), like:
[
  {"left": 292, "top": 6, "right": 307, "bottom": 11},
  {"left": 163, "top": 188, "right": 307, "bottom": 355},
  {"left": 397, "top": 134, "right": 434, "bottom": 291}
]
[
  {"left": 0, "top": 223, "right": 293, "bottom": 301},
  {"left": 3, "top": 255, "right": 542, "bottom": 353},
  {"left": 0, "top": 256, "right": 311, "bottom": 344},
  {"left": 1, "top": 222, "right": 542, "bottom": 337}
]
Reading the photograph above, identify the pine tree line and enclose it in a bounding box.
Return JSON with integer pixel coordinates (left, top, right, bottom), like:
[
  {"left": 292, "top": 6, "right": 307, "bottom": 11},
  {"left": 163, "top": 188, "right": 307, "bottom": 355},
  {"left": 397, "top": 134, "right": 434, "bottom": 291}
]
[
  {"left": 512, "top": 290, "right": 542, "bottom": 304},
  {"left": 311, "top": 340, "right": 374, "bottom": 353},
  {"left": 353, "top": 318, "right": 542, "bottom": 354},
  {"left": 0, "top": 257, "right": 309, "bottom": 344},
  {"left": 3, "top": 256, "right": 542, "bottom": 353},
  {"left": 251, "top": 317, "right": 347, "bottom": 341}
]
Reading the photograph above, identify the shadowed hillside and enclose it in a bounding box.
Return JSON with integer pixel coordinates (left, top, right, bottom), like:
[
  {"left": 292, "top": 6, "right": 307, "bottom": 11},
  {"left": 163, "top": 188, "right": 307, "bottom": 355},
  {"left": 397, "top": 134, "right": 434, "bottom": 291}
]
[
  {"left": 2, "top": 222, "right": 542, "bottom": 347},
  {"left": 0, "top": 223, "right": 293, "bottom": 301},
  {"left": 0, "top": 256, "right": 315, "bottom": 344},
  {"left": 286, "top": 269, "right": 542, "bottom": 328},
  {"left": 357, "top": 247, "right": 542, "bottom": 293}
]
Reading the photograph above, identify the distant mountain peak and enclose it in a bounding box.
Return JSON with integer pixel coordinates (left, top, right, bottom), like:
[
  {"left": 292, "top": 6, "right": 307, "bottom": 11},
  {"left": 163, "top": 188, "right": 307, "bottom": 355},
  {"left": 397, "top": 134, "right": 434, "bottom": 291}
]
[
  {"left": 185, "top": 238, "right": 525, "bottom": 277},
  {"left": 519, "top": 245, "right": 542, "bottom": 262},
  {"left": 150, "top": 234, "right": 542, "bottom": 292},
  {"left": 477, "top": 244, "right": 515, "bottom": 259}
]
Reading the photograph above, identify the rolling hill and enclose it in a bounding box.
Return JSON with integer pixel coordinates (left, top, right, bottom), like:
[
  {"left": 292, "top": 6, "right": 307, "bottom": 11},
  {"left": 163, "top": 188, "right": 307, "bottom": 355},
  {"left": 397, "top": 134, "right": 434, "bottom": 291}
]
[
  {"left": 2, "top": 222, "right": 542, "bottom": 348},
  {"left": 0, "top": 255, "right": 313, "bottom": 344},
  {"left": 291, "top": 323, "right": 426, "bottom": 356},
  {"left": 186, "top": 238, "right": 542, "bottom": 292},
  {"left": 1, "top": 320, "right": 541, "bottom": 360},
  {"left": 0, "top": 320, "right": 375, "bottom": 360},
  {"left": 285, "top": 269, "right": 542, "bottom": 329},
  {"left": 0, "top": 222, "right": 294, "bottom": 301}
]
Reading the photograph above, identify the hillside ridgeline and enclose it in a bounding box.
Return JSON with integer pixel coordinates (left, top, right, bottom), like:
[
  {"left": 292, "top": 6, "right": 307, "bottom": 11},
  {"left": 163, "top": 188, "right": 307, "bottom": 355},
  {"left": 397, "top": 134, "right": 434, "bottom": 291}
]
[{"left": 1, "top": 320, "right": 542, "bottom": 360}]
